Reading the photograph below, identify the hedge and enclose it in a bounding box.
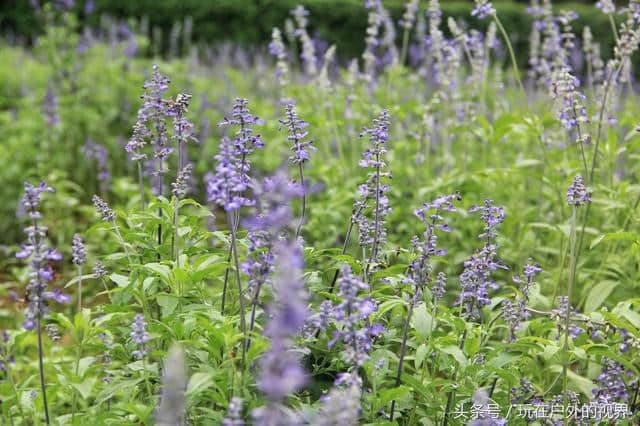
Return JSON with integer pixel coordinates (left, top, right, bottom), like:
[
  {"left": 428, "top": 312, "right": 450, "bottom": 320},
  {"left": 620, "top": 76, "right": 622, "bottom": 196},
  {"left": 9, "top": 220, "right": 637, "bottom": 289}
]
[{"left": 0, "top": 1, "right": 621, "bottom": 67}]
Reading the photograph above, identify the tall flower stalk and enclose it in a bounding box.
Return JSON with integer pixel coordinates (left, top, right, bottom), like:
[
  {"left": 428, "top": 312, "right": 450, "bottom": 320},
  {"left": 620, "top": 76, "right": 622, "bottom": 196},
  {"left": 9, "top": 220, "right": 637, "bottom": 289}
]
[
  {"left": 356, "top": 109, "right": 391, "bottom": 278},
  {"left": 562, "top": 175, "right": 591, "bottom": 426},
  {"left": 243, "top": 171, "right": 302, "bottom": 356},
  {"left": 92, "top": 195, "right": 133, "bottom": 266},
  {"left": 207, "top": 136, "right": 252, "bottom": 357},
  {"left": 71, "top": 233, "right": 86, "bottom": 312},
  {"left": 252, "top": 241, "right": 308, "bottom": 425},
  {"left": 279, "top": 103, "right": 315, "bottom": 239},
  {"left": 215, "top": 98, "right": 264, "bottom": 317},
  {"left": 167, "top": 93, "right": 197, "bottom": 261},
  {"left": 16, "top": 182, "right": 67, "bottom": 425},
  {"left": 390, "top": 194, "right": 460, "bottom": 421}
]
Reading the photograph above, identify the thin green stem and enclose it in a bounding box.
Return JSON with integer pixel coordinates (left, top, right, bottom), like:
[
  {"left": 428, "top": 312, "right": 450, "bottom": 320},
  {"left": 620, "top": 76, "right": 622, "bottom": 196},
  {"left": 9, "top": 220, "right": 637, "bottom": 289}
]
[
  {"left": 76, "top": 265, "right": 82, "bottom": 313},
  {"left": 562, "top": 206, "right": 578, "bottom": 426},
  {"left": 36, "top": 316, "right": 50, "bottom": 425},
  {"left": 295, "top": 162, "right": 306, "bottom": 239},
  {"left": 493, "top": 15, "right": 525, "bottom": 95}
]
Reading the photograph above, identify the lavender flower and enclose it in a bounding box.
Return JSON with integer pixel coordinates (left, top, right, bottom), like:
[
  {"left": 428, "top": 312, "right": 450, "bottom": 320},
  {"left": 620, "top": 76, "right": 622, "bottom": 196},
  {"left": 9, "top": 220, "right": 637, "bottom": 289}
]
[
  {"left": 466, "top": 389, "right": 507, "bottom": 425},
  {"left": 219, "top": 98, "right": 264, "bottom": 161},
  {"left": 155, "top": 344, "right": 187, "bottom": 426},
  {"left": 84, "top": 140, "right": 112, "bottom": 192},
  {"left": 269, "top": 28, "right": 289, "bottom": 87},
  {"left": 242, "top": 171, "right": 302, "bottom": 289},
  {"left": 329, "top": 266, "right": 383, "bottom": 366},
  {"left": 502, "top": 299, "right": 518, "bottom": 342},
  {"left": 406, "top": 194, "right": 460, "bottom": 296},
  {"left": 595, "top": 0, "right": 615, "bottom": 14},
  {"left": 291, "top": 5, "right": 317, "bottom": 76},
  {"left": 280, "top": 104, "right": 316, "bottom": 164},
  {"left": 17, "top": 182, "right": 66, "bottom": 331},
  {"left": 592, "top": 358, "right": 630, "bottom": 405},
  {"left": 131, "top": 314, "right": 150, "bottom": 359},
  {"left": 167, "top": 93, "right": 197, "bottom": 157},
  {"left": 566, "top": 175, "right": 591, "bottom": 206},
  {"left": 399, "top": 0, "right": 419, "bottom": 30},
  {"left": 512, "top": 260, "right": 542, "bottom": 320},
  {"left": 471, "top": 0, "right": 496, "bottom": 20},
  {"left": 253, "top": 241, "right": 308, "bottom": 424},
  {"left": 550, "top": 67, "right": 589, "bottom": 134},
  {"left": 223, "top": 397, "right": 244, "bottom": 426},
  {"left": 93, "top": 261, "right": 107, "bottom": 278},
  {"left": 553, "top": 296, "right": 584, "bottom": 339},
  {"left": 137, "top": 65, "right": 171, "bottom": 195},
  {"left": 43, "top": 84, "right": 60, "bottom": 127},
  {"left": 71, "top": 234, "right": 86, "bottom": 266},
  {"left": 316, "top": 371, "right": 362, "bottom": 426},
  {"left": 92, "top": 195, "right": 115, "bottom": 222},
  {"left": 172, "top": 164, "right": 193, "bottom": 198},
  {"left": 433, "top": 272, "right": 447, "bottom": 304},
  {"left": 354, "top": 110, "right": 392, "bottom": 264},
  {"left": 457, "top": 200, "right": 508, "bottom": 320},
  {"left": 206, "top": 137, "right": 253, "bottom": 212}
]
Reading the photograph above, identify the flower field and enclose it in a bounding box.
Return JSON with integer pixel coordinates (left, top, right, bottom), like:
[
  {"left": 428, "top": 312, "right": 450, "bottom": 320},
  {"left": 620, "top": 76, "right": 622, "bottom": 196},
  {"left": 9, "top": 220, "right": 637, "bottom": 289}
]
[{"left": 2, "top": 0, "right": 640, "bottom": 424}]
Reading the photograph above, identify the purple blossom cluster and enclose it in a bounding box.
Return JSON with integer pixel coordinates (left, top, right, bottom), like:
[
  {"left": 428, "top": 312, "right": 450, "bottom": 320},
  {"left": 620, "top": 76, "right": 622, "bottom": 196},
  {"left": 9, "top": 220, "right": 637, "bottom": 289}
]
[
  {"left": 550, "top": 67, "right": 589, "bottom": 133},
  {"left": 354, "top": 110, "right": 392, "bottom": 261},
  {"left": 16, "top": 182, "right": 68, "bottom": 330},
  {"left": 405, "top": 194, "right": 460, "bottom": 302},
  {"left": 553, "top": 296, "right": 584, "bottom": 339},
  {"left": 71, "top": 234, "right": 86, "bottom": 266},
  {"left": 592, "top": 358, "right": 630, "bottom": 404},
  {"left": 242, "top": 171, "right": 302, "bottom": 289},
  {"left": 254, "top": 241, "right": 308, "bottom": 421},
  {"left": 130, "top": 313, "right": 150, "bottom": 359},
  {"left": 280, "top": 104, "right": 316, "bottom": 164},
  {"left": 457, "top": 200, "right": 507, "bottom": 320},
  {"left": 206, "top": 136, "right": 253, "bottom": 212},
  {"left": 329, "top": 266, "right": 383, "bottom": 366},
  {"left": 218, "top": 98, "right": 265, "bottom": 159},
  {"left": 316, "top": 371, "right": 363, "bottom": 425},
  {"left": 471, "top": 0, "right": 496, "bottom": 20},
  {"left": 84, "top": 140, "right": 112, "bottom": 191},
  {"left": 566, "top": 175, "right": 591, "bottom": 206}
]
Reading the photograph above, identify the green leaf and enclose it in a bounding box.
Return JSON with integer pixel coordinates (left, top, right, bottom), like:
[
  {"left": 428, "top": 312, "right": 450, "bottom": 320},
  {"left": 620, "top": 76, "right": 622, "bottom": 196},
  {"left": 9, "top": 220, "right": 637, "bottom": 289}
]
[
  {"left": 109, "top": 273, "right": 130, "bottom": 288},
  {"left": 379, "top": 385, "right": 410, "bottom": 406},
  {"left": 584, "top": 280, "right": 618, "bottom": 312},
  {"left": 70, "top": 377, "right": 96, "bottom": 400},
  {"left": 440, "top": 345, "right": 467, "bottom": 368},
  {"left": 156, "top": 293, "right": 179, "bottom": 317},
  {"left": 411, "top": 303, "right": 433, "bottom": 339},
  {"left": 415, "top": 344, "right": 428, "bottom": 370},
  {"left": 143, "top": 263, "right": 171, "bottom": 281},
  {"left": 590, "top": 231, "right": 640, "bottom": 250},
  {"left": 186, "top": 372, "right": 215, "bottom": 397}
]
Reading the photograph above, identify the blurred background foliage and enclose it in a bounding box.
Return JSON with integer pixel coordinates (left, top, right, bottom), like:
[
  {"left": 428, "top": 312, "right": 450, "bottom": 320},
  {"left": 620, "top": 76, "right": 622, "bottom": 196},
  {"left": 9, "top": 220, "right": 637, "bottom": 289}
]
[{"left": 0, "top": 1, "right": 624, "bottom": 65}]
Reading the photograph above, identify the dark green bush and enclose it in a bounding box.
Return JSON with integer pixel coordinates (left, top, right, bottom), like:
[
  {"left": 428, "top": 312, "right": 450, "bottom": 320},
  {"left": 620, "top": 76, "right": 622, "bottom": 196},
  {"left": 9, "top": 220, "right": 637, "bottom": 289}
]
[{"left": 0, "top": 1, "right": 619, "bottom": 66}]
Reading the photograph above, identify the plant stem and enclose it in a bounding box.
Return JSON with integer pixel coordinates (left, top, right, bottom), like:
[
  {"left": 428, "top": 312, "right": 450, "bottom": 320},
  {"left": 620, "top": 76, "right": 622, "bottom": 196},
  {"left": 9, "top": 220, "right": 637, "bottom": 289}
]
[
  {"left": 328, "top": 205, "right": 363, "bottom": 294},
  {"left": 137, "top": 162, "right": 145, "bottom": 211},
  {"left": 389, "top": 299, "right": 415, "bottom": 421},
  {"left": 77, "top": 265, "right": 82, "bottom": 313},
  {"left": 295, "top": 162, "right": 306, "bottom": 239},
  {"left": 493, "top": 15, "right": 525, "bottom": 95},
  {"left": 36, "top": 316, "right": 50, "bottom": 425},
  {"left": 228, "top": 211, "right": 247, "bottom": 370},
  {"left": 112, "top": 221, "right": 133, "bottom": 266},
  {"left": 246, "top": 282, "right": 263, "bottom": 353},
  {"left": 221, "top": 247, "right": 233, "bottom": 315},
  {"left": 562, "top": 205, "right": 578, "bottom": 426},
  {"left": 442, "top": 328, "right": 467, "bottom": 426}
]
